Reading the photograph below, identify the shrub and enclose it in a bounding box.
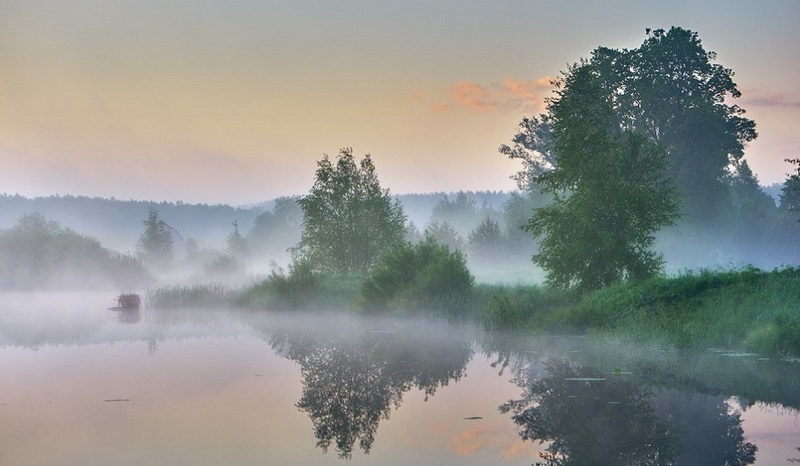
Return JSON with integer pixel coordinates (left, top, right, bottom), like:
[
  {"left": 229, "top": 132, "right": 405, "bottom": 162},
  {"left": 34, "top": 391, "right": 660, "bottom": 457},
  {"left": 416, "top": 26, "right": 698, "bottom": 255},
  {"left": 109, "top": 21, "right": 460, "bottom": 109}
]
[
  {"left": 481, "top": 285, "right": 579, "bottom": 330},
  {"left": 360, "top": 238, "right": 473, "bottom": 313},
  {"left": 745, "top": 313, "right": 800, "bottom": 356},
  {"left": 237, "top": 259, "right": 359, "bottom": 311}
]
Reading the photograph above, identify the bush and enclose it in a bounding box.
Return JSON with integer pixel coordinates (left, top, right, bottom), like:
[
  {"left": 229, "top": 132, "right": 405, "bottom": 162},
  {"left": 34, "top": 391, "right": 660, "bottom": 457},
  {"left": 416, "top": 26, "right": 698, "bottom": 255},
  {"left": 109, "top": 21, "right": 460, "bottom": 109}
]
[
  {"left": 268, "top": 259, "right": 321, "bottom": 301},
  {"left": 360, "top": 238, "right": 473, "bottom": 313},
  {"left": 745, "top": 313, "right": 800, "bottom": 356},
  {"left": 237, "top": 259, "right": 360, "bottom": 311},
  {"left": 481, "top": 285, "right": 579, "bottom": 330}
]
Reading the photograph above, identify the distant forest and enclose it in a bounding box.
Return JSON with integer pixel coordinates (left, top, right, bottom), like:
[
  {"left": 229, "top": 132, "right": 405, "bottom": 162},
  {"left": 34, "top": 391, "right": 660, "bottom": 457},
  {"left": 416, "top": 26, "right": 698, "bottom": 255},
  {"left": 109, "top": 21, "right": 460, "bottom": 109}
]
[
  {"left": 0, "top": 191, "right": 513, "bottom": 254},
  {"left": 0, "top": 176, "right": 797, "bottom": 290}
]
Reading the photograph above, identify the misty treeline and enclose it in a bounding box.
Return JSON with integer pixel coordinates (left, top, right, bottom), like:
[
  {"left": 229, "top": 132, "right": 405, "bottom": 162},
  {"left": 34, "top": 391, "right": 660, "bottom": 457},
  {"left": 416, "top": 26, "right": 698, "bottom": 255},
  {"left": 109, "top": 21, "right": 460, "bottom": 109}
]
[
  {"left": 0, "top": 186, "right": 531, "bottom": 291},
  {"left": 0, "top": 213, "right": 151, "bottom": 289}
]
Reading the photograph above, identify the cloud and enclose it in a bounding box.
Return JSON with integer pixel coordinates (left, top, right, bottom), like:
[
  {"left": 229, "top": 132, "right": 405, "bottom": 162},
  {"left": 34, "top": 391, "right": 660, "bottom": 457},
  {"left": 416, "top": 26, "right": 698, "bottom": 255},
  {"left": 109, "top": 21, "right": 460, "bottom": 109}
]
[
  {"left": 499, "top": 76, "right": 553, "bottom": 109},
  {"left": 502, "top": 439, "right": 538, "bottom": 459},
  {"left": 444, "top": 76, "right": 554, "bottom": 114},
  {"left": 451, "top": 427, "right": 492, "bottom": 455},
  {"left": 451, "top": 81, "right": 498, "bottom": 113},
  {"left": 430, "top": 102, "right": 451, "bottom": 113},
  {"left": 740, "top": 91, "right": 800, "bottom": 108},
  {"left": 450, "top": 425, "right": 541, "bottom": 458}
]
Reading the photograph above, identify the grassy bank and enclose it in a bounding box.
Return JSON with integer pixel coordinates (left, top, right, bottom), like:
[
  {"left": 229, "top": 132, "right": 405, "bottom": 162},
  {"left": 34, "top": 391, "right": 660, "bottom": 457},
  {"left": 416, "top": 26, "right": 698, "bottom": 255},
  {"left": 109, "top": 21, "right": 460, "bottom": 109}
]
[
  {"left": 146, "top": 266, "right": 800, "bottom": 357},
  {"left": 485, "top": 266, "right": 800, "bottom": 356}
]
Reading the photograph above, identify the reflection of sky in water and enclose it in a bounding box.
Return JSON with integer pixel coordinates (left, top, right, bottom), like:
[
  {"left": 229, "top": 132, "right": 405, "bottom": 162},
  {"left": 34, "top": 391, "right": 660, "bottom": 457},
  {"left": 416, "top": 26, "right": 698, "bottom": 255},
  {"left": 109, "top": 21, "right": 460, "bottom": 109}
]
[
  {"left": 1, "top": 292, "right": 798, "bottom": 465},
  {"left": 740, "top": 403, "right": 800, "bottom": 466}
]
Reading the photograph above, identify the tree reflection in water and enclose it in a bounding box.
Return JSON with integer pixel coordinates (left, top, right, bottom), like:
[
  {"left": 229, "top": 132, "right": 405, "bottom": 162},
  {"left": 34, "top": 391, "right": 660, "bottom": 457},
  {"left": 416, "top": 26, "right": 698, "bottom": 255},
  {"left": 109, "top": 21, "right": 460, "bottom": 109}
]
[
  {"left": 268, "top": 317, "right": 474, "bottom": 459},
  {"left": 500, "top": 358, "right": 756, "bottom": 466}
]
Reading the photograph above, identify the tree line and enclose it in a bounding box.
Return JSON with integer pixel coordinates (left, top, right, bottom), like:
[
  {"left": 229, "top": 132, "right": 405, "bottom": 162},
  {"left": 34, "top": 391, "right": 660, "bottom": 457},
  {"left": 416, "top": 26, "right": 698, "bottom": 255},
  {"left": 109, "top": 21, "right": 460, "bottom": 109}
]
[{"left": 3, "top": 26, "right": 798, "bottom": 295}]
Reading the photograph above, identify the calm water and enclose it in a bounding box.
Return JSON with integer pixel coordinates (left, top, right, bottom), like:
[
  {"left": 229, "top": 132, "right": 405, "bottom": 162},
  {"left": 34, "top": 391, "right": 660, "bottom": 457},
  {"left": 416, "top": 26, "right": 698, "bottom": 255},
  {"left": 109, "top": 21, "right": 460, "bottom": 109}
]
[{"left": 1, "top": 292, "right": 798, "bottom": 465}]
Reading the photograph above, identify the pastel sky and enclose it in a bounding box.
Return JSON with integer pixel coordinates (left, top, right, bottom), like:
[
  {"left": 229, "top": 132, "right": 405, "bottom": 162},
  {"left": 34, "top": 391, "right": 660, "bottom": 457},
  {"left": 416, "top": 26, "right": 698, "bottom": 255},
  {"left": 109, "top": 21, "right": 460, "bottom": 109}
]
[{"left": 1, "top": 0, "right": 798, "bottom": 205}]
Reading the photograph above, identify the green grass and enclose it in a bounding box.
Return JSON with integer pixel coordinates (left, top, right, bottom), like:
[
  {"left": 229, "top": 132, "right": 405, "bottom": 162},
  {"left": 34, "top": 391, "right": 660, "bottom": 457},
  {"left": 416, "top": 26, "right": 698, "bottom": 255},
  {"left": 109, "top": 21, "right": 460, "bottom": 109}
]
[{"left": 482, "top": 266, "right": 800, "bottom": 357}]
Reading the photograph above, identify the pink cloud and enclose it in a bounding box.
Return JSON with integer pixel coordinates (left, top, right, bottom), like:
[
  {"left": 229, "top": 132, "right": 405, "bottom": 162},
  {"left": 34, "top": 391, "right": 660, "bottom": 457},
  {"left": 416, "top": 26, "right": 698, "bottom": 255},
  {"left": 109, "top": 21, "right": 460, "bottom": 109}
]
[
  {"left": 430, "top": 102, "right": 450, "bottom": 113},
  {"left": 451, "top": 427, "right": 491, "bottom": 456},
  {"left": 501, "top": 76, "right": 552, "bottom": 100},
  {"left": 739, "top": 90, "right": 800, "bottom": 108},
  {"left": 502, "top": 439, "right": 539, "bottom": 459},
  {"left": 445, "top": 76, "right": 553, "bottom": 114},
  {"left": 451, "top": 81, "right": 497, "bottom": 113}
]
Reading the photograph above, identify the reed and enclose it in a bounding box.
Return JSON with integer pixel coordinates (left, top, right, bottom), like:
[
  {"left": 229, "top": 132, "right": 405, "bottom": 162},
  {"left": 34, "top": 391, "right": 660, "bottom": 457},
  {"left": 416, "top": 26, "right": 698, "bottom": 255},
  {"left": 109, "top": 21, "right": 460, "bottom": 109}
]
[{"left": 145, "top": 283, "right": 232, "bottom": 309}]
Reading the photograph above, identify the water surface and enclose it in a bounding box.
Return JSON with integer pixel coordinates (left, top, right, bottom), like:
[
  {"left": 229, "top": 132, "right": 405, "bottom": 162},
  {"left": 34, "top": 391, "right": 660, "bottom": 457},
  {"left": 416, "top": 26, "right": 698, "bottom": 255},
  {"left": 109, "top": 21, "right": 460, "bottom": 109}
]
[{"left": 1, "top": 292, "right": 798, "bottom": 465}]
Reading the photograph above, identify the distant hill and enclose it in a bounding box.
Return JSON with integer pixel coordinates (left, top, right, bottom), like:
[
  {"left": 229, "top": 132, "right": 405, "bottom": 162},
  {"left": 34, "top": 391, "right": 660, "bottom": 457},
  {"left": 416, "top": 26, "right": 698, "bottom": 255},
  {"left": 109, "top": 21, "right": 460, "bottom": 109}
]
[
  {"left": 0, "top": 191, "right": 516, "bottom": 253},
  {"left": 0, "top": 194, "right": 263, "bottom": 253}
]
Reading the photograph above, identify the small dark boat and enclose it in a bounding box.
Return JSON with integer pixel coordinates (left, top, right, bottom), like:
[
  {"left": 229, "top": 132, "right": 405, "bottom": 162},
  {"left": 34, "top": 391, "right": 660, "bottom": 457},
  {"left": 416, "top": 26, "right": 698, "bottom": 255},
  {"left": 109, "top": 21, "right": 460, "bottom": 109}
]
[{"left": 110, "top": 293, "right": 141, "bottom": 310}]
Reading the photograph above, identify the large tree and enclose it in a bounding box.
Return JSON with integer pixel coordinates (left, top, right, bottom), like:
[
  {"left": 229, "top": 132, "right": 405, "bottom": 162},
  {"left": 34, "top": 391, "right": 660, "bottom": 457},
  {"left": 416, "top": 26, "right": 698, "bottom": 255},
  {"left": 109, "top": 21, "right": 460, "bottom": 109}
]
[
  {"left": 527, "top": 64, "right": 679, "bottom": 290},
  {"left": 503, "top": 27, "right": 757, "bottom": 223},
  {"left": 295, "top": 148, "right": 406, "bottom": 274}
]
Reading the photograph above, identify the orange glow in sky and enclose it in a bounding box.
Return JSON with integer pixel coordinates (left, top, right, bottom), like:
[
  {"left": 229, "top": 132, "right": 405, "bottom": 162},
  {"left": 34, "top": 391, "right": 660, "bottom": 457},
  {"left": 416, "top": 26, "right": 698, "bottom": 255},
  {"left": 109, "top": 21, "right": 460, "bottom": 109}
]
[{"left": 1, "top": 0, "right": 798, "bottom": 204}]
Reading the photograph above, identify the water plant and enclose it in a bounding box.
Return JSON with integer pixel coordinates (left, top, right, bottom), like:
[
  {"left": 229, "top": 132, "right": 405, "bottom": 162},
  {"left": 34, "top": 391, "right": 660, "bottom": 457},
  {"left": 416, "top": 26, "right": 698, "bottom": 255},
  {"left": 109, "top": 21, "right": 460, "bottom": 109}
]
[{"left": 145, "top": 283, "right": 232, "bottom": 309}]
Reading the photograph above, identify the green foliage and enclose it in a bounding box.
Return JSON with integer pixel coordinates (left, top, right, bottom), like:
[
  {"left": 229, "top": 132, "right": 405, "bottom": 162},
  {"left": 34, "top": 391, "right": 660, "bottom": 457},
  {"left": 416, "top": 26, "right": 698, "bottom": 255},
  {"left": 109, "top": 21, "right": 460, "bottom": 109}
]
[
  {"left": 423, "top": 221, "right": 464, "bottom": 252},
  {"left": 571, "top": 267, "right": 800, "bottom": 355},
  {"left": 238, "top": 259, "right": 360, "bottom": 311},
  {"left": 481, "top": 284, "right": 578, "bottom": 330},
  {"left": 360, "top": 237, "right": 474, "bottom": 313},
  {"left": 744, "top": 313, "right": 800, "bottom": 356},
  {"left": 529, "top": 64, "right": 680, "bottom": 290},
  {"left": 591, "top": 27, "right": 757, "bottom": 222},
  {"left": 480, "top": 267, "right": 800, "bottom": 357},
  {"left": 467, "top": 216, "right": 505, "bottom": 263},
  {"left": 295, "top": 148, "right": 406, "bottom": 274},
  {"left": 498, "top": 114, "right": 556, "bottom": 191},
  {"left": 503, "top": 28, "right": 773, "bottom": 272},
  {"left": 0, "top": 213, "right": 151, "bottom": 289},
  {"left": 267, "top": 259, "right": 322, "bottom": 303},
  {"left": 139, "top": 207, "right": 174, "bottom": 269},
  {"left": 225, "top": 220, "right": 249, "bottom": 258}
]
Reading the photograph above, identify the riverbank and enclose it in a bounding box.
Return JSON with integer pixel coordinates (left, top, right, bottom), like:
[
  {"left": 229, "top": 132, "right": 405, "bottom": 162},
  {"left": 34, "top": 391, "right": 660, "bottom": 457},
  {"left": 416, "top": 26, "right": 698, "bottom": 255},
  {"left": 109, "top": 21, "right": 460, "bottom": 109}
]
[
  {"left": 146, "top": 266, "right": 800, "bottom": 358},
  {"left": 482, "top": 266, "right": 800, "bottom": 357}
]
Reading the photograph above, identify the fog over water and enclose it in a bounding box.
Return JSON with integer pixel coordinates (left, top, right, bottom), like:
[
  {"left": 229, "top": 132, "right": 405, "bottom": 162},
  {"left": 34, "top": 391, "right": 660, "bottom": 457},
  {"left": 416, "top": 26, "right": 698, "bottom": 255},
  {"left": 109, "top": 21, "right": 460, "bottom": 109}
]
[{"left": 1, "top": 292, "right": 798, "bottom": 465}]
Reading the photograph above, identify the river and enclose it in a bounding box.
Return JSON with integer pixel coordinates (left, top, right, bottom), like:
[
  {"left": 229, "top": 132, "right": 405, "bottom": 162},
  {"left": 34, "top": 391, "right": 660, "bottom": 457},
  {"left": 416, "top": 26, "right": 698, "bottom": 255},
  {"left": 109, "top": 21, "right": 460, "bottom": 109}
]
[{"left": 1, "top": 292, "right": 798, "bottom": 465}]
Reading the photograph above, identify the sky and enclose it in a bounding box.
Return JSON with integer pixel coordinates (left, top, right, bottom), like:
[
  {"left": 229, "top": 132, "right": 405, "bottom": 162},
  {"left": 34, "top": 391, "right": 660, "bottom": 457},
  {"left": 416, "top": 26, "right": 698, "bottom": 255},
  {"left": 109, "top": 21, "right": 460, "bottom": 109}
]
[{"left": 1, "top": 0, "right": 799, "bottom": 205}]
